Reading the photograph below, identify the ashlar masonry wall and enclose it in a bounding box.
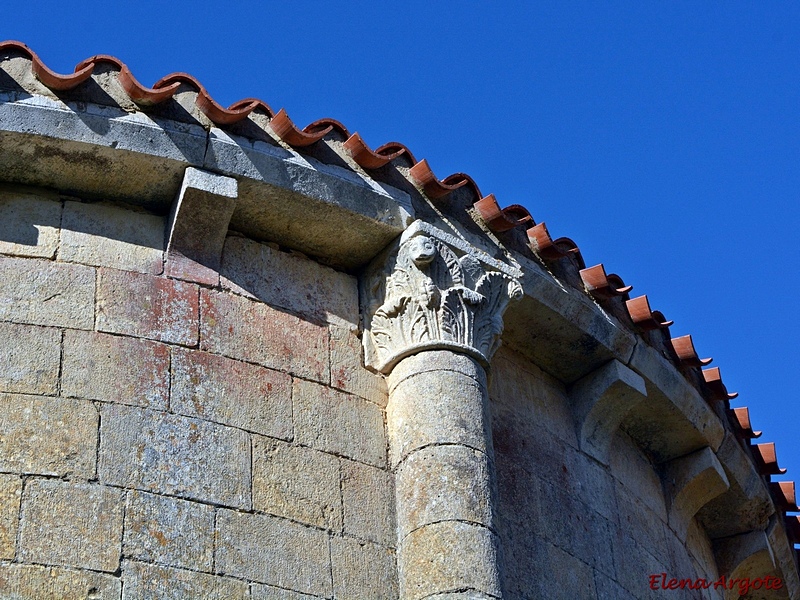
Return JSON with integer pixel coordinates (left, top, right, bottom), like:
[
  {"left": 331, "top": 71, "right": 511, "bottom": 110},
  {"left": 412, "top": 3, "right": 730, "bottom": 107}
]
[
  {"left": 490, "top": 345, "right": 722, "bottom": 600},
  {"left": 0, "top": 186, "right": 397, "bottom": 599}
]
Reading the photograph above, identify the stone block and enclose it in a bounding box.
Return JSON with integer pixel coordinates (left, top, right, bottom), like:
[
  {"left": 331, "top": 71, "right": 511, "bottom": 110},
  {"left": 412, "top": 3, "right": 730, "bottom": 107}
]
[
  {"left": 332, "top": 536, "right": 398, "bottom": 600},
  {"left": 609, "top": 430, "right": 668, "bottom": 521},
  {"left": 664, "top": 446, "right": 730, "bottom": 539},
  {"left": 0, "top": 474, "right": 21, "bottom": 559},
  {"left": 399, "top": 521, "right": 501, "bottom": 600},
  {"left": 294, "top": 379, "right": 386, "bottom": 467},
  {"left": 221, "top": 235, "right": 359, "bottom": 328},
  {"left": 200, "top": 289, "right": 328, "bottom": 382},
  {"left": 62, "top": 329, "right": 169, "bottom": 409},
  {"left": 165, "top": 167, "right": 238, "bottom": 286},
  {"left": 98, "top": 405, "right": 250, "bottom": 509},
  {"left": 122, "top": 561, "right": 247, "bottom": 600},
  {"left": 0, "top": 190, "right": 61, "bottom": 258},
  {"left": 388, "top": 365, "right": 488, "bottom": 468},
  {"left": 252, "top": 437, "right": 341, "bottom": 531},
  {"left": 97, "top": 269, "right": 199, "bottom": 345},
  {"left": 215, "top": 509, "right": 332, "bottom": 597},
  {"left": 18, "top": 480, "right": 123, "bottom": 572},
  {"left": 0, "top": 256, "right": 94, "bottom": 329},
  {"left": 569, "top": 358, "right": 647, "bottom": 464},
  {"left": 0, "top": 321, "right": 60, "bottom": 395},
  {"left": 0, "top": 563, "right": 121, "bottom": 600},
  {"left": 0, "top": 393, "right": 97, "bottom": 478},
  {"left": 330, "top": 324, "right": 388, "bottom": 407},
  {"left": 396, "top": 445, "right": 492, "bottom": 540},
  {"left": 123, "top": 490, "right": 214, "bottom": 571},
  {"left": 341, "top": 459, "right": 395, "bottom": 547},
  {"left": 171, "top": 347, "right": 292, "bottom": 439},
  {"left": 489, "top": 345, "right": 577, "bottom": 448},
  {"left": 60, "top": 200, "right": 164, "bottom": 274},
  {"left": 250, "top": 584, "right": 320, "bottom": 599}
]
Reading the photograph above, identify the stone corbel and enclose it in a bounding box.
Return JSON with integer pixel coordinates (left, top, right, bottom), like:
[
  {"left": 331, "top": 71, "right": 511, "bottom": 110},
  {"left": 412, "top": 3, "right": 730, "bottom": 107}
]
[
  {"left": 568, "top": 359, "right": 647, "bottom": 465},
  {"left": 165, "top": 166, "right": 238, "bottom": 285},
  {"left": 664, "top": 446, "right": 730, "bottom": 540},
  {"left": 713, "top": 530, "right": 776, "bottom": 583}
]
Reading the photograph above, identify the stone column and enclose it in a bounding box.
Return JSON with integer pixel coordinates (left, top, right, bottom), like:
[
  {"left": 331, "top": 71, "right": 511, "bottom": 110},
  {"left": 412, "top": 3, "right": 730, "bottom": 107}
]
[{"left": 362, "top": 221, "right": 522, "bottom": 600}]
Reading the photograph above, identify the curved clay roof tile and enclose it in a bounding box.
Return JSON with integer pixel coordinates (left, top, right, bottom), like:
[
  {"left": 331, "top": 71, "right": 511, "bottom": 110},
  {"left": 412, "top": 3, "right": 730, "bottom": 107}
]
[
  {"left": 729, "top": 407, "right": 762, "bottom": 439},
  {"left": 343, "top": 133, "right": 415, "bottom": 169},
  {"left": 670, "top": 335, "right": 712, "bottom": 368},
  {"left": 269, "top": 108, "right": 349, "bottom": 147},
  {"left": 769, "top": 481, "right": 798, "bottom": 512},
  {"left": 625, "top": 295, "right": 673, "bottom": 331},
  {"left": 580, "top": 264, "right": 633, "bottom": 300},
  {"left": 408, "top": 159, "right": 482, "bottom": 201},
  {"left": 752, "top": 442, "right": 787, "bottom": 476},
  {"left": 702, "top": 367, "right": 738, "bottom": 401},
  {"left": 474, "top": 194, "right": 533, "bottom": 233}
]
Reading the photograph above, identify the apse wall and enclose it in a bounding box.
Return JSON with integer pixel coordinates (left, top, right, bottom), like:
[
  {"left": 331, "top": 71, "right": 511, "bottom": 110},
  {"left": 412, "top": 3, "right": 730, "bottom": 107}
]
[{"left": 0, "top": 188, "right": 396, "bottom": 599}]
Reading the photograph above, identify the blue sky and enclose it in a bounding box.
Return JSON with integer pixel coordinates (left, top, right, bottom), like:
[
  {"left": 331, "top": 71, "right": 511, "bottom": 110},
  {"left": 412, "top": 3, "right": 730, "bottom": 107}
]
[{"left": 5, "top": 3, "right": 799, "bottom": 505}]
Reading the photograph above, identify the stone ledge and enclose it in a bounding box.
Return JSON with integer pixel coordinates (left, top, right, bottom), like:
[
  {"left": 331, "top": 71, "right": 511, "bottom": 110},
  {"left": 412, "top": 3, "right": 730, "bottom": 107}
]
[{"left": 0, "top": 95, "right": 412, "bottom": 269}]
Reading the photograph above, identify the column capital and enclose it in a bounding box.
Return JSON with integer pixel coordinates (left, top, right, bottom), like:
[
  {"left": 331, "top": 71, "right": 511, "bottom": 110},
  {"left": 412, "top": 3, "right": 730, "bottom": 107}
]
[{"left": 361, "top": 220, "right": 523, "bottom": 374}]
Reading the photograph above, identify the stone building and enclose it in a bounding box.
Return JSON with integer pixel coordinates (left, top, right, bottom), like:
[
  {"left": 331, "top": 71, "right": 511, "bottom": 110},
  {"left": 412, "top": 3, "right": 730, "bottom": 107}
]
[{"left": 0, "top": 41, "right": 797, "bottom": 599}]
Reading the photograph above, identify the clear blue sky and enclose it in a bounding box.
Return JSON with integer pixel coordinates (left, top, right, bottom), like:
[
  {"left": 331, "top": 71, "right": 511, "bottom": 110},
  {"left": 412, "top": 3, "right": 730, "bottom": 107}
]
[{"left": 5, "top": 3, "right": 799, "bottom": 503}]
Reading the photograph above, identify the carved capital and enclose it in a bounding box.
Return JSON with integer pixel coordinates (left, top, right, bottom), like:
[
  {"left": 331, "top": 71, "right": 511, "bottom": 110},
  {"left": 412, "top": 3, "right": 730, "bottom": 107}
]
[{"left": 362, "top": 221, "right": 523, "bottom": 374}]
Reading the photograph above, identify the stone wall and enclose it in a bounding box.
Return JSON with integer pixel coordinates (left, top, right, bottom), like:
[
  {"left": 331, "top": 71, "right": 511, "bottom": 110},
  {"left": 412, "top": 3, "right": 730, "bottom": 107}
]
[
  {"left": 490, "top": 345, "right": 721, "bottom": 599},
  {"left": 0, "top": 188, "right": 397, "bottom": 599}
]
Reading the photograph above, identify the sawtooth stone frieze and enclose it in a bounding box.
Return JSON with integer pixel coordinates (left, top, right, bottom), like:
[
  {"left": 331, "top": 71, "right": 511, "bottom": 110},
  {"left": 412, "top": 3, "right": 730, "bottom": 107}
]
[{"left": 362, "top": 220, "right": 523, "bottom": 374}]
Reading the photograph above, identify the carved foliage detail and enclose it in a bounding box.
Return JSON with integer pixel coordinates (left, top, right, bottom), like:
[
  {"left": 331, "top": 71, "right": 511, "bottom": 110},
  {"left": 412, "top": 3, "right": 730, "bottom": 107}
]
[{"left": 365, "top": 232, "right": 522, "bottom": 372}]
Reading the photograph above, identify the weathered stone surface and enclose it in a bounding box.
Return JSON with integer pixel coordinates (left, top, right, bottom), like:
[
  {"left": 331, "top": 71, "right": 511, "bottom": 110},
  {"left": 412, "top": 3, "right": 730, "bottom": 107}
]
[
  {"left": 0, "top": 563, "right": 121, "bottom": 600},
  {"left": 0, "top": 256, "right": 94, "bottom": 329},
  {"left": 625, "top": 341, "right": 725, "bottom": 462},
  {"left": 0, "top": 190, "right": 61, "bottom": 258},
  {"left": 165, "top": 167, "right": 237, "bottom": 286},
  {"left": 569, "top": 358, "right": 647, "bottom": 465},
  {"left": 122, "top": 561, "right": 247, "bottom": 600},
  {"left": 60, "top": 200, "right": 164, "bottom": 274},
  {"left": 62, "top": 329, "right": 169, "bottom": 409},
  {"left": 18, "top": 480, "right": 123, "bottom": 572},
  {"left": 0, "top": 393, "right": 97, "bottom": 477},
  {"left": 171, "top": 347, "right": 292, "bottom": 439},
  {"left": 98, "top": 405, "right": 250, "bottom": 509},
  {"left": 0, "top": 474, "right": 21, "bottom": 559},
  {"left": 252, "top": 436, "right": 342, "bottom": 531},
  {"left": 200, "top": 289, "right": 328, "bottom": 382},
  {"left": 388, "top": 359, "right": 489, "bottom": 468},
  {"left": 664, "top": 446, "right": 730, "bottom": 539},
  {"left": 0, "top": 321, "right": 60, "bottom": 395},
  {"left": 330, "top": 324, "right": 388, "bottom": 407},
  {"left": 594, "top": 573, "right": 639, "bottom": 600},
  {"left": 294, "top": 379, "right": 386, "bottom": 467},
  {"left": 216, "top": 509, "right": 332, "bottom": 597},
  {"left": 250, "top": 584, "right": 320, "bottom": 599},
  {"left": 489, "top": 345, "right": 576, "bottom": 447},
  {"left": 360, "top": 220, "right": 523, "bottom": 374},
  {"left": 396, "top": 445, "right": 492, "bottom": 540},
  {"left": 123, "top": 490, "right": 214, "bottom": 571},
  {"left": 399, "top": 521, "right": 501, "bottom": 600},
  {"left": 97, "top": 269, "right": 199, "bottom": 345},
  {"left": 341, "top": 459, "right": 395, "bottom": 547},
  {"left": 332, "top": 536, "right": 398, "bottom": 600},
  {"left": 220, "top": 235, "right": 359, "bottom": 328},
  {"left": 609, "top": 429, "right": 668, "bottom": 521}
]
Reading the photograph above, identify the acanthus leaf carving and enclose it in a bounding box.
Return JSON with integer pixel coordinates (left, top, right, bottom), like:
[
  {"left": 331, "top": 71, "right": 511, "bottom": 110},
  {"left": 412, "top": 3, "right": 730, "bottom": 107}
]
[{"left": 362, "top": 221, "right": 523, "bottom": 373}]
